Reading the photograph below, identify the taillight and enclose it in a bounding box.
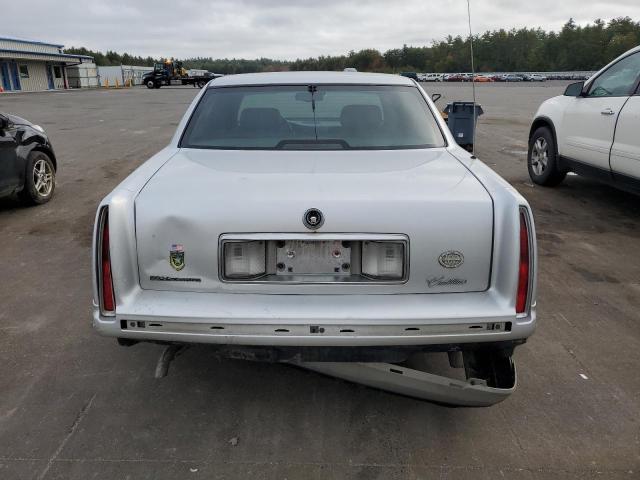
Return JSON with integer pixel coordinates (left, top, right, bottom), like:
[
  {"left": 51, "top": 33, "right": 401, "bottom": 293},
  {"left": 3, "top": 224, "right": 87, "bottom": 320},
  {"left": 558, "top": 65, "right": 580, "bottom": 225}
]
[
  {"left": 516, "top": 209, "right": 531, "bottom": 315},
  {"left": 98, "top": 208, "right": 115, "bottom": 315}
]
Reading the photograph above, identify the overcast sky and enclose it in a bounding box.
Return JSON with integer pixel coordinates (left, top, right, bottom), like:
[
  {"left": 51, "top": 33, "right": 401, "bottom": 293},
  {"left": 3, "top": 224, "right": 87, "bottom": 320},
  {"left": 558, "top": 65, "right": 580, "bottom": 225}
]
[{"left": 3, "top": 1, "right": 640, "bottom": 59}]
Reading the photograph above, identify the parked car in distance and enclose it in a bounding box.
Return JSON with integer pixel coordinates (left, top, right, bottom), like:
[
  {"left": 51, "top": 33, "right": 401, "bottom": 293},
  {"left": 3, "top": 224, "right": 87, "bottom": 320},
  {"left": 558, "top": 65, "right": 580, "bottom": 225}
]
[
  {"left": 400, "top": 72, "right": 418, "bottom": 81},
  {"left": 528, "top": 46, "right": 640, "bottom": 194},
  {"left": 93, "top": 71, "right": 537, "bottom": 401},
  {"left": 473, "top": 75, "right": 493, "bottom": 82},
  {"left": 446, "top": 73, "right": 464, "bottom": 82},
  {"left": 0, "top": 113, "right": 57, "bottom": 205},
  {"left": 523, "top": 74, "right": 547, "bottom": 82},
  {"left": 502, "top": 74, "right": 523, "bottom": 82},
  {"left": 422, "top": 73, "right": 444, "bottom": 82}
]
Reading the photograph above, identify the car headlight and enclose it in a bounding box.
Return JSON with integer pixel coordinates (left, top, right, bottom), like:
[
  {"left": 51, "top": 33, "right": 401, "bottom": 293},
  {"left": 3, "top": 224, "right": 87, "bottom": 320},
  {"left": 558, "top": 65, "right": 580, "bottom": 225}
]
[
  {"left": 361, "top": 241, "right": 405, "bottom": 279},
  {"left": 223, "top": 241, "right": 266, "bottom": 279},
  {"left": 32, "top": 124, "right": 45, "bottom": 133}
]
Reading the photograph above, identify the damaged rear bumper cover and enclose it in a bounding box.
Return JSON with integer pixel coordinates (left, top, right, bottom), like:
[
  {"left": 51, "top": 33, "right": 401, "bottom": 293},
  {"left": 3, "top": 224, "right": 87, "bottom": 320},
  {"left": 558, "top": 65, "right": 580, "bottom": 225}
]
[
  {"left": 94, "top": 290, "right": 531, "bottom": 406},
  {"left": 149, "top": 342, "right": 518, "bottom": 407},
  {"left": 290, "top": 358, "right": 516, "bottom": 407}
]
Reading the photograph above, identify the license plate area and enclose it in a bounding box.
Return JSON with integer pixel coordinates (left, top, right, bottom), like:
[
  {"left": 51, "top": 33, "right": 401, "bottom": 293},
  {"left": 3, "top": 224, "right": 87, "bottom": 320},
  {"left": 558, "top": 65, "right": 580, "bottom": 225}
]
[
  {"left": 275, "top": 240, "right": 353, "bottom": 276},
  {"left": 219, "top": 234, "right": 408, "bottom": 284}
]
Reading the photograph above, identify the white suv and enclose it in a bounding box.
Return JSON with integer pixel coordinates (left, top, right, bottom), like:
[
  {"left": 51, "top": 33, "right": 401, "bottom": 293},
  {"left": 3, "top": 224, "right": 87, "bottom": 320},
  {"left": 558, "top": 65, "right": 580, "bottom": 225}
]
[
  {"left": 422, "top": 73, "right": 443, "bottom": 82},
  {"left": 528, "top": 46, "right": 640, "bottom": 193}
]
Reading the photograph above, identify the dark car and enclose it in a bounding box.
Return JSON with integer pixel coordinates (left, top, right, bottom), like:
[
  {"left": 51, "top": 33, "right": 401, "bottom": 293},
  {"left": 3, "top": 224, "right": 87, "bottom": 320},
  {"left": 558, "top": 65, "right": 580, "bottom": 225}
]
[
  {"left": 0, "top": 113, "right": 57, "bottom": 205},
  {"left": 502, "top": 74, "right": 523, "bottom": 82},
  {"left": 399, "top": 72, "right": 418, "bottom": 81}
]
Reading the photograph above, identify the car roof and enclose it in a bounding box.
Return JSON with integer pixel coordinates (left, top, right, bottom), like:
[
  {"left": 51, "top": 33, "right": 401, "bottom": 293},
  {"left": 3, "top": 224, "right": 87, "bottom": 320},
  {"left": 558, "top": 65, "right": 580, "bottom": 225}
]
[
  {"left": 209, "top": 71, "right": 415, "bottom": 87},
  {"left": 627, "top": 45, "right": 640, "bottom": 55}
]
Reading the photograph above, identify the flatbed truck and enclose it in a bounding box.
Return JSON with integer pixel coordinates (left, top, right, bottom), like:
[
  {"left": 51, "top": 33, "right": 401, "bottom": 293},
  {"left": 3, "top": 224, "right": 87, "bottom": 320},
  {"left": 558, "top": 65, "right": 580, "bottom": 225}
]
[{"left": 142, "top": 60, "right": 221, "bottom": 89}]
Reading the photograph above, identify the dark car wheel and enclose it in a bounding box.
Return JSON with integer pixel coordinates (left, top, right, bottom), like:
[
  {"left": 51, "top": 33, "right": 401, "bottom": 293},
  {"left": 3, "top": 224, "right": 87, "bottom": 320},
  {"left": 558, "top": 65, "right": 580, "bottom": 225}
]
[
  {"left": 197, "top": 80, "right": 206, "bottom": 89},
  {"left": 527, "top": 127, "right": 566, "bottom": 186},
  {"left": 146, "top": 79, "right": 155, "bottom": 89},
  {"left": 19, "top": 151, "right": 56, "bottom": 205}
]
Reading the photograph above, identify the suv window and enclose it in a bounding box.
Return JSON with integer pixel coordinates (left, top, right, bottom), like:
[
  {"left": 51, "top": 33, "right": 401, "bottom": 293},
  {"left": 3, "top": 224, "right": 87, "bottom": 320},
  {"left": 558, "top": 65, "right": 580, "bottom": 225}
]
[
  {"left": 181, "top": 85, "right": 445, "bottom": 150},
  {"left": 588, "top": 52, "right": 640, "bottom": 97}
]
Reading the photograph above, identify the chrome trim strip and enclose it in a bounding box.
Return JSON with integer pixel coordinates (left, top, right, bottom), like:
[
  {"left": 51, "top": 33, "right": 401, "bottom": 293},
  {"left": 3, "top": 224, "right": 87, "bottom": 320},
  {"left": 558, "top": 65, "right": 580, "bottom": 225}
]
[{"left": 121, "top": 320, "right": 509, "bottom": 337}]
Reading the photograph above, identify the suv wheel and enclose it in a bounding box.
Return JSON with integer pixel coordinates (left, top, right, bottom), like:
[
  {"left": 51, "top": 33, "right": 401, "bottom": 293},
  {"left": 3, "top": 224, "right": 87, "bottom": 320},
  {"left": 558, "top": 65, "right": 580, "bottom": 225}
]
[
  {"left": 527, "top": 127, "right": 566, "bottom": 186},
  {"left": 146, "top": 79, "right": 155, "bottom": 89}
]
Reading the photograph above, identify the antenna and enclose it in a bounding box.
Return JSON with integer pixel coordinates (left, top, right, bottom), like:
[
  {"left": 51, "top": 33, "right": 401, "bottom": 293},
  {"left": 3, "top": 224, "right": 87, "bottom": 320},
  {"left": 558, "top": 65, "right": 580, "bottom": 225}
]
[{"left": 467, "top": 0, "right": 477, "bottom": 154}]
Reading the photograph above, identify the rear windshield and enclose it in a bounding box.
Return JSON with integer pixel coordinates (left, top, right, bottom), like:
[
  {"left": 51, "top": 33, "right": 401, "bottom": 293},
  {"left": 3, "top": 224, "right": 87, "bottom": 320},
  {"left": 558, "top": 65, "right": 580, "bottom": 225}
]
[{"left": 180, "top": 85, "right": 446, "bottom": 150}]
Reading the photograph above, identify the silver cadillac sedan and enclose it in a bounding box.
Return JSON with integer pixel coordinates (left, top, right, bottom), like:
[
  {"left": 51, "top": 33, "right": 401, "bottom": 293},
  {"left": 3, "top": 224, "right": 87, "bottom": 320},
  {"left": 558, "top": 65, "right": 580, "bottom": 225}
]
[{"left": 93, "top": 72, "right": 536, "bottom": 403}]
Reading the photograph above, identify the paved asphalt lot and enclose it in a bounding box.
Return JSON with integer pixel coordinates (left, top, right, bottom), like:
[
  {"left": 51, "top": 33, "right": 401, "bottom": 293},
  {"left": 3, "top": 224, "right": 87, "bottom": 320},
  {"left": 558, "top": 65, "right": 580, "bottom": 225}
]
[{"left": 0, "top": 82, "right": 639, "bottom": 479}]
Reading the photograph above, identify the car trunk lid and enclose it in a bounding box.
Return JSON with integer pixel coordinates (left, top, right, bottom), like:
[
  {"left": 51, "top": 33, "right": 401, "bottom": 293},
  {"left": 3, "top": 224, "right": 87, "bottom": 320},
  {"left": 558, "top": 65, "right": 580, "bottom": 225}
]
[{"left": 134, "top": 148, "right": 493, "bottom": 294}]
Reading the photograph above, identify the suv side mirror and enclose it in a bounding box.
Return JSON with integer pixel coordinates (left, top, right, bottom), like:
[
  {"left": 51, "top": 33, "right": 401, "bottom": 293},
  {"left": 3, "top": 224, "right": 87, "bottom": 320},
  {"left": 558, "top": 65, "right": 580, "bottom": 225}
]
[{"left": 564, "top": 81, "right": 585, "bottom": 97}]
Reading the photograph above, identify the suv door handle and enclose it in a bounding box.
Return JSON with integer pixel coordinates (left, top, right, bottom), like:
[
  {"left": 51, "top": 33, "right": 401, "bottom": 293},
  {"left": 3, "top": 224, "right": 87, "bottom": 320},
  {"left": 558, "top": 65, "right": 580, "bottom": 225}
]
[{"left": 601, "top": 108, "right": 616, "bottom": 116}]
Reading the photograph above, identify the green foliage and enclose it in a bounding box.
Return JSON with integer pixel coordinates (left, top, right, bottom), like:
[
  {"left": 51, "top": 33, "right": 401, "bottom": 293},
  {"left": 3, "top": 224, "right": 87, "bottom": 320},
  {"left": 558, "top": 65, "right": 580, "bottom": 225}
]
[
  {"left": 66, "top": 17, "right": 640, "bottom": 73},
  {"left": 180, "top": 57, "right": 290, "bottom": 74},
  {"left": 64, "top": 47, "right": 156, "bottom": 67}
]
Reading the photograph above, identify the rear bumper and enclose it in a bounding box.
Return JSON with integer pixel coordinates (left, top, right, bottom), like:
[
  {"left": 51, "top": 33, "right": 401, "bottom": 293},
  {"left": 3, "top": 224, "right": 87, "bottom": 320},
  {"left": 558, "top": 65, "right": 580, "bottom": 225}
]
[{"left": 93, "top": 290, "right": 536, "bottom": 348}]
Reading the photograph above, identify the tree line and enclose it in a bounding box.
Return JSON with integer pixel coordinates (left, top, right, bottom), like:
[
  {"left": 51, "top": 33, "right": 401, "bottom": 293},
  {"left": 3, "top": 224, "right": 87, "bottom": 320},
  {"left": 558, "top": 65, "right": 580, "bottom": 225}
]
[
  {"left": 63, "top": 47, "right": 157, "bottom": 68},
  {"left": 66, "top": 17, "right": 640, "bottom": 74}
]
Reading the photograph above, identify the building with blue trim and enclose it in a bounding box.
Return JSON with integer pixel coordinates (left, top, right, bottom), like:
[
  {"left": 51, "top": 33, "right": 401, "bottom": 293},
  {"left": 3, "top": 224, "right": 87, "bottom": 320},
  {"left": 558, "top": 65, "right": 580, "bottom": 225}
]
[{"left": 0, "top": 37, "right": 94, "bottom": 92}]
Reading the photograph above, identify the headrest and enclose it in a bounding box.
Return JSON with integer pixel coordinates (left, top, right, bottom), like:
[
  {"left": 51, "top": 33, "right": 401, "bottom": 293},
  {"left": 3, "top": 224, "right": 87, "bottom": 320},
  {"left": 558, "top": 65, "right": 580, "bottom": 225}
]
[
  {"left": 340, "top": 104, "right": 383, "bottom": 131},
  {"left": 238, "top": 108, "right": 285, "bottom": 132}
]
